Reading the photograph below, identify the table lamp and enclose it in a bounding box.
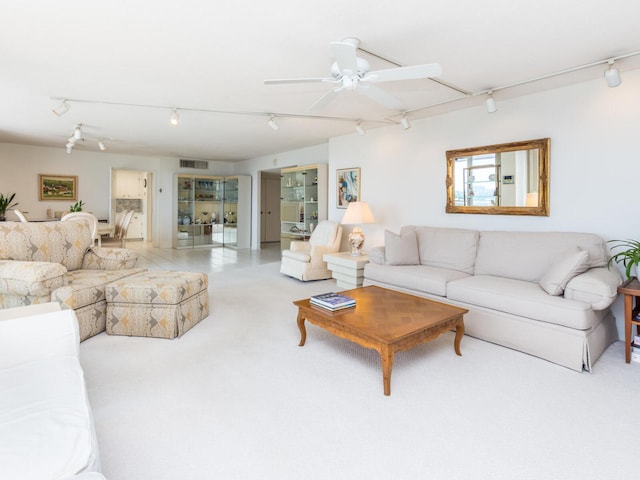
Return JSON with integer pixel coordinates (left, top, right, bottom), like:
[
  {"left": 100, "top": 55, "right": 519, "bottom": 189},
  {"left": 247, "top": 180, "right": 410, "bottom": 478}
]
[{"left": 341, "top": 201, "right": 376, "bottom": 256}]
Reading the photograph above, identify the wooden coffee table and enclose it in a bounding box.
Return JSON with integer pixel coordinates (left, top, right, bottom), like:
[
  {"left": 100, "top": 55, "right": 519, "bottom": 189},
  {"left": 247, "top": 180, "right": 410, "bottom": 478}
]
[{"left": 294, "top": 285, "right": 468, "bottom": 395}]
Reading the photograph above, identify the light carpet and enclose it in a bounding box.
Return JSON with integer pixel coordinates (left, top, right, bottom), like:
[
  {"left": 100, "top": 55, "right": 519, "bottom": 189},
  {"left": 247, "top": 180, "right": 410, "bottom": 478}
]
[{"left": 80, "top": 262, "right": 640, "bottom": 480}]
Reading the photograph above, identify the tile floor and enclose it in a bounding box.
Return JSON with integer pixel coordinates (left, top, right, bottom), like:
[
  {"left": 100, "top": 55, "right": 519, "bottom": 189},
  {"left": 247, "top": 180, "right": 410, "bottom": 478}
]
[{"left": 126, "top": 241, "right": 283, "bottom": 273}]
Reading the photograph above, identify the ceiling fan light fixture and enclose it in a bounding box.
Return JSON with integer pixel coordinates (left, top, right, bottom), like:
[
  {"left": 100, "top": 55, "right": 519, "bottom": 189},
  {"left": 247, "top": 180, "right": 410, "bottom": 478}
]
[
  {"left": 401, "top": 113, "right": 411, "bottom": 130},
  {"left": 169, "top": 108, "right": 180, "bottom": 125},
  {"left": 355, "top": 121, "right": 366, "bottom": 135},
  {"left": 604, "top": 60, "right": 622, "bottom": 88},
  {"left": 268, "top": 115, "right": 280, "bottom": 131},
  {"left": 485, "top": 92, "right": 497, "bottom": 113},
  {"left": 52, "top": 100, "right": 70, "bottom": 117}
]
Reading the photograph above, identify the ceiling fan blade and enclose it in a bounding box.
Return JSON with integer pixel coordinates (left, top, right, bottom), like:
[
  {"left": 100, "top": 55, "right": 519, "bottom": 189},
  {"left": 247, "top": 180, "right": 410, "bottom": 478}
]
[
  {"left": 264, "top": 77, "right": 337, "bottom": 85},
  {"left": 363, "top": 63, "right": 442, "bottom": 83},
  {"left": 330, "top": 41, "right": 358, "bottom": 75},
  {"left": 310, "top": 87, "right": 343, "bottom": 110},
  {"left": 357, "top": 85, "right": 403, "bottom": 110}
]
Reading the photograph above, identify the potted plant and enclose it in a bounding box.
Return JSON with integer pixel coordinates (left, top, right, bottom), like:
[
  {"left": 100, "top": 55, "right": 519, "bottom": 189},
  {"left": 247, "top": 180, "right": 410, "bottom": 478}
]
[
  {"left": 69, "top": 200, "right": 85, "bottom": 212},
  {"left": 608, "top": 239, "right": 640, "bottom": 280},
  {"left": 0, "top": 192, "right": 18, "bottom": 221}
]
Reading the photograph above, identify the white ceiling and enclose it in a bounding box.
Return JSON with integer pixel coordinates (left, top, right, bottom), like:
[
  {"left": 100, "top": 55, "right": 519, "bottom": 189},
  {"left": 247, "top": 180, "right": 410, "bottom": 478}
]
[{"left": 1, "top": 0, "right": 639, "bottom": 162}]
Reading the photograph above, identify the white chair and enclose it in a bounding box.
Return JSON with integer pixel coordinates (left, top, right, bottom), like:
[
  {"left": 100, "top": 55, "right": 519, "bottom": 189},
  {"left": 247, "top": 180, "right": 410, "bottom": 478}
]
[
  {"left": 102, "top": 210, "right": 134, "bottom": 248},
  {"left": 60, "top": 212, "right": 99, "bottom": 244},
  {"left": 13, "top": 209, "right": 28, "bottom": 222},
  {"left": 280, "top": 220, "right": 343, "bottom": 281}
]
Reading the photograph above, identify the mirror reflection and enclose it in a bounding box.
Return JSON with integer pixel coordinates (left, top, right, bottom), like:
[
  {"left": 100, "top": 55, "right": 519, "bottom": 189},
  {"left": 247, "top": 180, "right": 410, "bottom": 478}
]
[{"left": 446, "top": 138, "right": 550, "bottom": 216}]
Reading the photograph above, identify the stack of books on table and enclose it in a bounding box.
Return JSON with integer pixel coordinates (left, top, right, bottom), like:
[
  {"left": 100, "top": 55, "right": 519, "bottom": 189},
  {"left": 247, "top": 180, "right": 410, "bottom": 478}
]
[
  {"left": 632, "top": 334, "right": 640, "bottom": 364},
  {"left": 310, "top": 292, "right": 356, "bottom": 311}
]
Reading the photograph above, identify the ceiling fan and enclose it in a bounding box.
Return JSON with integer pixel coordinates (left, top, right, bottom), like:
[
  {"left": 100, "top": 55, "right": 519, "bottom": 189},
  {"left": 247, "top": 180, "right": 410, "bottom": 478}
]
[{"left": 264, "top": 38, "right": 442, "bottom": 110}]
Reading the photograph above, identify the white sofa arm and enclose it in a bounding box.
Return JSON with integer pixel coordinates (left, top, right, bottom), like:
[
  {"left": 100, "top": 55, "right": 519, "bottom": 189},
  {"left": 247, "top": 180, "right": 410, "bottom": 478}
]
[
  {"left": 0, "top": 306, "right": 79, "bottom": 368},
  {"left": 289, "top": 241, "right": 311, "bottom": 253},
  {"left": 367, "top": 246, "right": 386, "bottom": 265},
  {"left": 564, "top": 267, "right": 623, "bottom": 310}
]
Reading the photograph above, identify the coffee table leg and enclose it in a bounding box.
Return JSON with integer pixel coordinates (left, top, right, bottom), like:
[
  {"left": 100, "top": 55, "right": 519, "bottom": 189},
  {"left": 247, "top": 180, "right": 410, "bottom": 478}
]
[
  {"left": 297, "top": 311, "right": 307, "bottom": 347},
  {"left": 454, "top": 319, "right": 464, "bottom": 356},
  {"left": 380, "top": 345, "right": 394, "bottom": 396}
]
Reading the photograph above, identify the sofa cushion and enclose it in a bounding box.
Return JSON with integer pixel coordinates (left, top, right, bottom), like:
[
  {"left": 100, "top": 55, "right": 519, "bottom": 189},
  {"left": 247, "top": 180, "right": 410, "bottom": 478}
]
[
  {"left": 401, "top": 226, "right": 479, "bottom": 274},
  {"left": 474, "top": 231, "right": 609, "bottom": 282},
  {"left": 539, "top": 249, "right": 590, "bottom": 295},
  {"left": 364, "top": 262, "right": 470, "bottom": 297},
  {"left": 53, "top": 268, "right": 147, "bottom": 310},
  {"left": 385, "top": 229, "right": 419, "bottom": 265},
  {"left": 447, "top": 275, "right": 596, "bottom": 330},
  {"left": 81, "top": 246, "right": 139, "bottom": 270}
]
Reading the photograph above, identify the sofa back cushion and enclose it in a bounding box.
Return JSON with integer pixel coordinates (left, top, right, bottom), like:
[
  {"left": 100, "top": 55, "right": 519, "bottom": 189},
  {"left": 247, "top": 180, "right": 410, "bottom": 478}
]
[
  {"left": 0, "top": 221, "right": 93, "bottom": 271},
  {"left": 474, "top": 231, "right": 609, "bottom": 282},
  {"left": 401, "top": 226, "right": 479, "bottom": 274}
]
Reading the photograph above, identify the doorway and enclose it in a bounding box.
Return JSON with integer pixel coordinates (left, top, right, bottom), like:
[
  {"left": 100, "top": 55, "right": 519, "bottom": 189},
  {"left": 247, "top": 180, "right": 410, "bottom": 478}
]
[{"left": 111, "top": 169, "right": 153, "bottom": 243}]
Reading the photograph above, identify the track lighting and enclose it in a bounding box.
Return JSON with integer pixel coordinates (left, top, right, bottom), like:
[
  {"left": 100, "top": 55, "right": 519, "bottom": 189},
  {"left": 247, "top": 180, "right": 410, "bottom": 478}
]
[
  {"left": 485, "top": 92, "right": 497, "bottom": 113},
  {"left": 52, "top": 100, "right": 70, "bottom": 117},
  {"left": 65, "top": 142, "right": 74, "bottom": 154},
  {"left": 98, "top": 139, "right": 106, "bottom": 151},
  {"left": 268, "top": 115, "right": 280, "bottom": 131},
  {"left": 604, "top": 60, "right": 622, "bottom": 87},
  {"left": 400, "top": 113, "right": 411, "bottom": 130},
  {"left": 169, "top": 108, "right": 179, "bottom": 125},
  {"left": 355, "top": 121, "right": 366, "bottom": 135},
  {"left": 73, "top": 124, "right": 83, "bottom": 140}
]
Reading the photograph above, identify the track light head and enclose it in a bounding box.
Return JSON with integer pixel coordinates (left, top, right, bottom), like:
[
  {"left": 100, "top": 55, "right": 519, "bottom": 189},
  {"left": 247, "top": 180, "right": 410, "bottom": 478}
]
[
  {"left": 65, "top": 143, "right": 74, "bottom": 154},
  {"left": 355, "top": 121, "right": 366, "bottom": 135},
  {"left": 98, "top": 139, "right": 106, "bottom": 151},
  {"left": 485, "top": 92, "right": 497, "bottom": 113},
  {"left": 73, "top": 124, "right": 83, "bottom": 140},
  {"left": 170, "top": 108, "right": 180, "bottom": 125},
  {"left": 400, "top": 113, "right": 411, "bottom": 130},
  {"left": 52, "top": 100, "right": 70, "bottom": 117},
  {"left": 268, "top": 115, "right": 280, "bottom": 131},
  {"left": 604, "top": 60, "right": 622, "bottom": 88}
]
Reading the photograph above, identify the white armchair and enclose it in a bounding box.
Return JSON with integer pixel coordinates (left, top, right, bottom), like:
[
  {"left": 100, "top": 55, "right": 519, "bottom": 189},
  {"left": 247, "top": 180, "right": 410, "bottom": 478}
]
[{"left": 280, "top": 220, "right": 343, "bottom": 281}]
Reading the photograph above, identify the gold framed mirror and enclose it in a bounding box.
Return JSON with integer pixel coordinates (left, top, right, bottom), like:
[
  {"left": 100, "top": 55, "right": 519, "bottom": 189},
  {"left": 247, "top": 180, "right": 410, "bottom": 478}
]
[{"left": 446, "top": 138, "right": 550, "bottom": 216}]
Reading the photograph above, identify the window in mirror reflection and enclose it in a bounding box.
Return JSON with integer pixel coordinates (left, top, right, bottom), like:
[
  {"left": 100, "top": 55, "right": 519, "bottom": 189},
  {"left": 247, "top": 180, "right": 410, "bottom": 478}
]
[{"left": 453, "top": 148, "right": 539, "bottom": 207}]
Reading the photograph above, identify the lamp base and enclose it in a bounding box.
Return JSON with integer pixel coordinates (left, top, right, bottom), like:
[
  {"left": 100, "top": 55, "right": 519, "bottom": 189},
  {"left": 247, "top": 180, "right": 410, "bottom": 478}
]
[{"left": 348, "top": 227, "right": 365, "bottom": 256}]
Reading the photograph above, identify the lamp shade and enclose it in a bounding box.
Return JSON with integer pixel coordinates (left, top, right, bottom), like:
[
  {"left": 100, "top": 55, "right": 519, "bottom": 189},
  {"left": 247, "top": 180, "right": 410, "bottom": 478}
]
[{"left": 341, "top": 202, "right": 376, "bottom": 225}]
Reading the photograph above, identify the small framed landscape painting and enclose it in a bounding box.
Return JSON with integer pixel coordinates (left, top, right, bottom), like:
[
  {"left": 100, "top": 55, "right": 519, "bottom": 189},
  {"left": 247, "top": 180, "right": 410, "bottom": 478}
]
[
  {"left": 39, "top": 174, "right": 78, "bottom": 201},
  {"left": 336, "top": 167, "right": 360, "bottom": 208}
]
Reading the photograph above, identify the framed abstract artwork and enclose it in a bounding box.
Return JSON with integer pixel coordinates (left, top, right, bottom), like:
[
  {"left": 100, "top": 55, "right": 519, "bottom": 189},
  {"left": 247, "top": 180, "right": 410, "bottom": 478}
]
[
  {"left": 38, "top": 174, "right": 78, "bottom": 201},
  {"left": 336, "top": 167, "right": 360, "bottom": 208}
]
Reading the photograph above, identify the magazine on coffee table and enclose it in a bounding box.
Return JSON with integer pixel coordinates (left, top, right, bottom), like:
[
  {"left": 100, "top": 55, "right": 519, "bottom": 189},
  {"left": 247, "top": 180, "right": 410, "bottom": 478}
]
[{"left": 310, "top": 292, "right": 356, "bottom": 311}]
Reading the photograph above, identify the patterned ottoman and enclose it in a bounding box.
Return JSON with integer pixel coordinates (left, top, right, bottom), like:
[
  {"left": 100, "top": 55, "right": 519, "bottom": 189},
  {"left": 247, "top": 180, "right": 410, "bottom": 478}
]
[{"left": 105, "top": 271, "right": 208, "bottom": 339}]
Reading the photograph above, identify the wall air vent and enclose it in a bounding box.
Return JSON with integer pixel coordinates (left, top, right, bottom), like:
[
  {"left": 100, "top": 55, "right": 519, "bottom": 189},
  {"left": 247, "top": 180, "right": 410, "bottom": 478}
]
[{"left": 180, "top": 159, "right": 209, "bottom": 170}]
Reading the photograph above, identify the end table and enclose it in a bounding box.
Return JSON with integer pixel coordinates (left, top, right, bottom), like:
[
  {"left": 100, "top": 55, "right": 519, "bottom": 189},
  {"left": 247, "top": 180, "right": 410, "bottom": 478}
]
[
  {"left": 617, "top": 277, "right": 640, "bottom": 363},
  {"left": 322, "top": 252, "right": 369, "bottom": 289}
]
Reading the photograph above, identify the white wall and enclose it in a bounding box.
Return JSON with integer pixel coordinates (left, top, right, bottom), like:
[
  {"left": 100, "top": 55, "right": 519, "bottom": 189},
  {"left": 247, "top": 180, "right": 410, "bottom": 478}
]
[
  {"left": 232, "top": 143, "right": 329, "bottom": 251},
  {"left": 326, "top": 69, "right": 640, "bottom": 336},
  {"left": 0, "top": 144, "right": 233, "bottom": 248}
]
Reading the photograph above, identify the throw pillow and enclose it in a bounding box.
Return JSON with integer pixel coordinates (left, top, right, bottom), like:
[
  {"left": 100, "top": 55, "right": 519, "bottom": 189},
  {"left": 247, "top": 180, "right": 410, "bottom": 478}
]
[
  {"left": 539, "top": 249, "right": 590, "bottom": 296},
  {"left": 385, "top": 229, "right": 419, "bottom": 266}
]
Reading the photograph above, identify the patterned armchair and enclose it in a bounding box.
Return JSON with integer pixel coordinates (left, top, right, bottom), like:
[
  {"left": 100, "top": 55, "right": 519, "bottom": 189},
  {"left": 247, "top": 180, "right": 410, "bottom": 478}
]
[{"left": 0, "top": 221, "right": 145, "bottom": 340}]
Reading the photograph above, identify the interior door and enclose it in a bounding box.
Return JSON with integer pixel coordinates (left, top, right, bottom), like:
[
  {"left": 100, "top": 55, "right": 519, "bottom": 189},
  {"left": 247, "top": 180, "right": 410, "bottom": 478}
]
[{"left": 264, "top": 174, "right": 281, "bottom": 242}]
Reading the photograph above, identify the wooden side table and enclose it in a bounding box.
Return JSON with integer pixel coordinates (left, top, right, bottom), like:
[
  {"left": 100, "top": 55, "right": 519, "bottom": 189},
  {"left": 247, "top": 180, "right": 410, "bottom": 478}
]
[
  {"left": 617, "top": 277, "right": 640, "bottom": 363},
  {"left": 322, "top": 252, "right": 369, "bottom": 289}
]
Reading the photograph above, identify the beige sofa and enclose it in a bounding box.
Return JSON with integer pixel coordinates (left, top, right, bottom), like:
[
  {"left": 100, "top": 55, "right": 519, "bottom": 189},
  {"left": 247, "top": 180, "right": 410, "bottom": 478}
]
[
  {"left": 0, "top": 221, "right": 145, "bottom": 340},
  {"left": 363, "top": 226, "right": 623, "bottom": 371}
]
